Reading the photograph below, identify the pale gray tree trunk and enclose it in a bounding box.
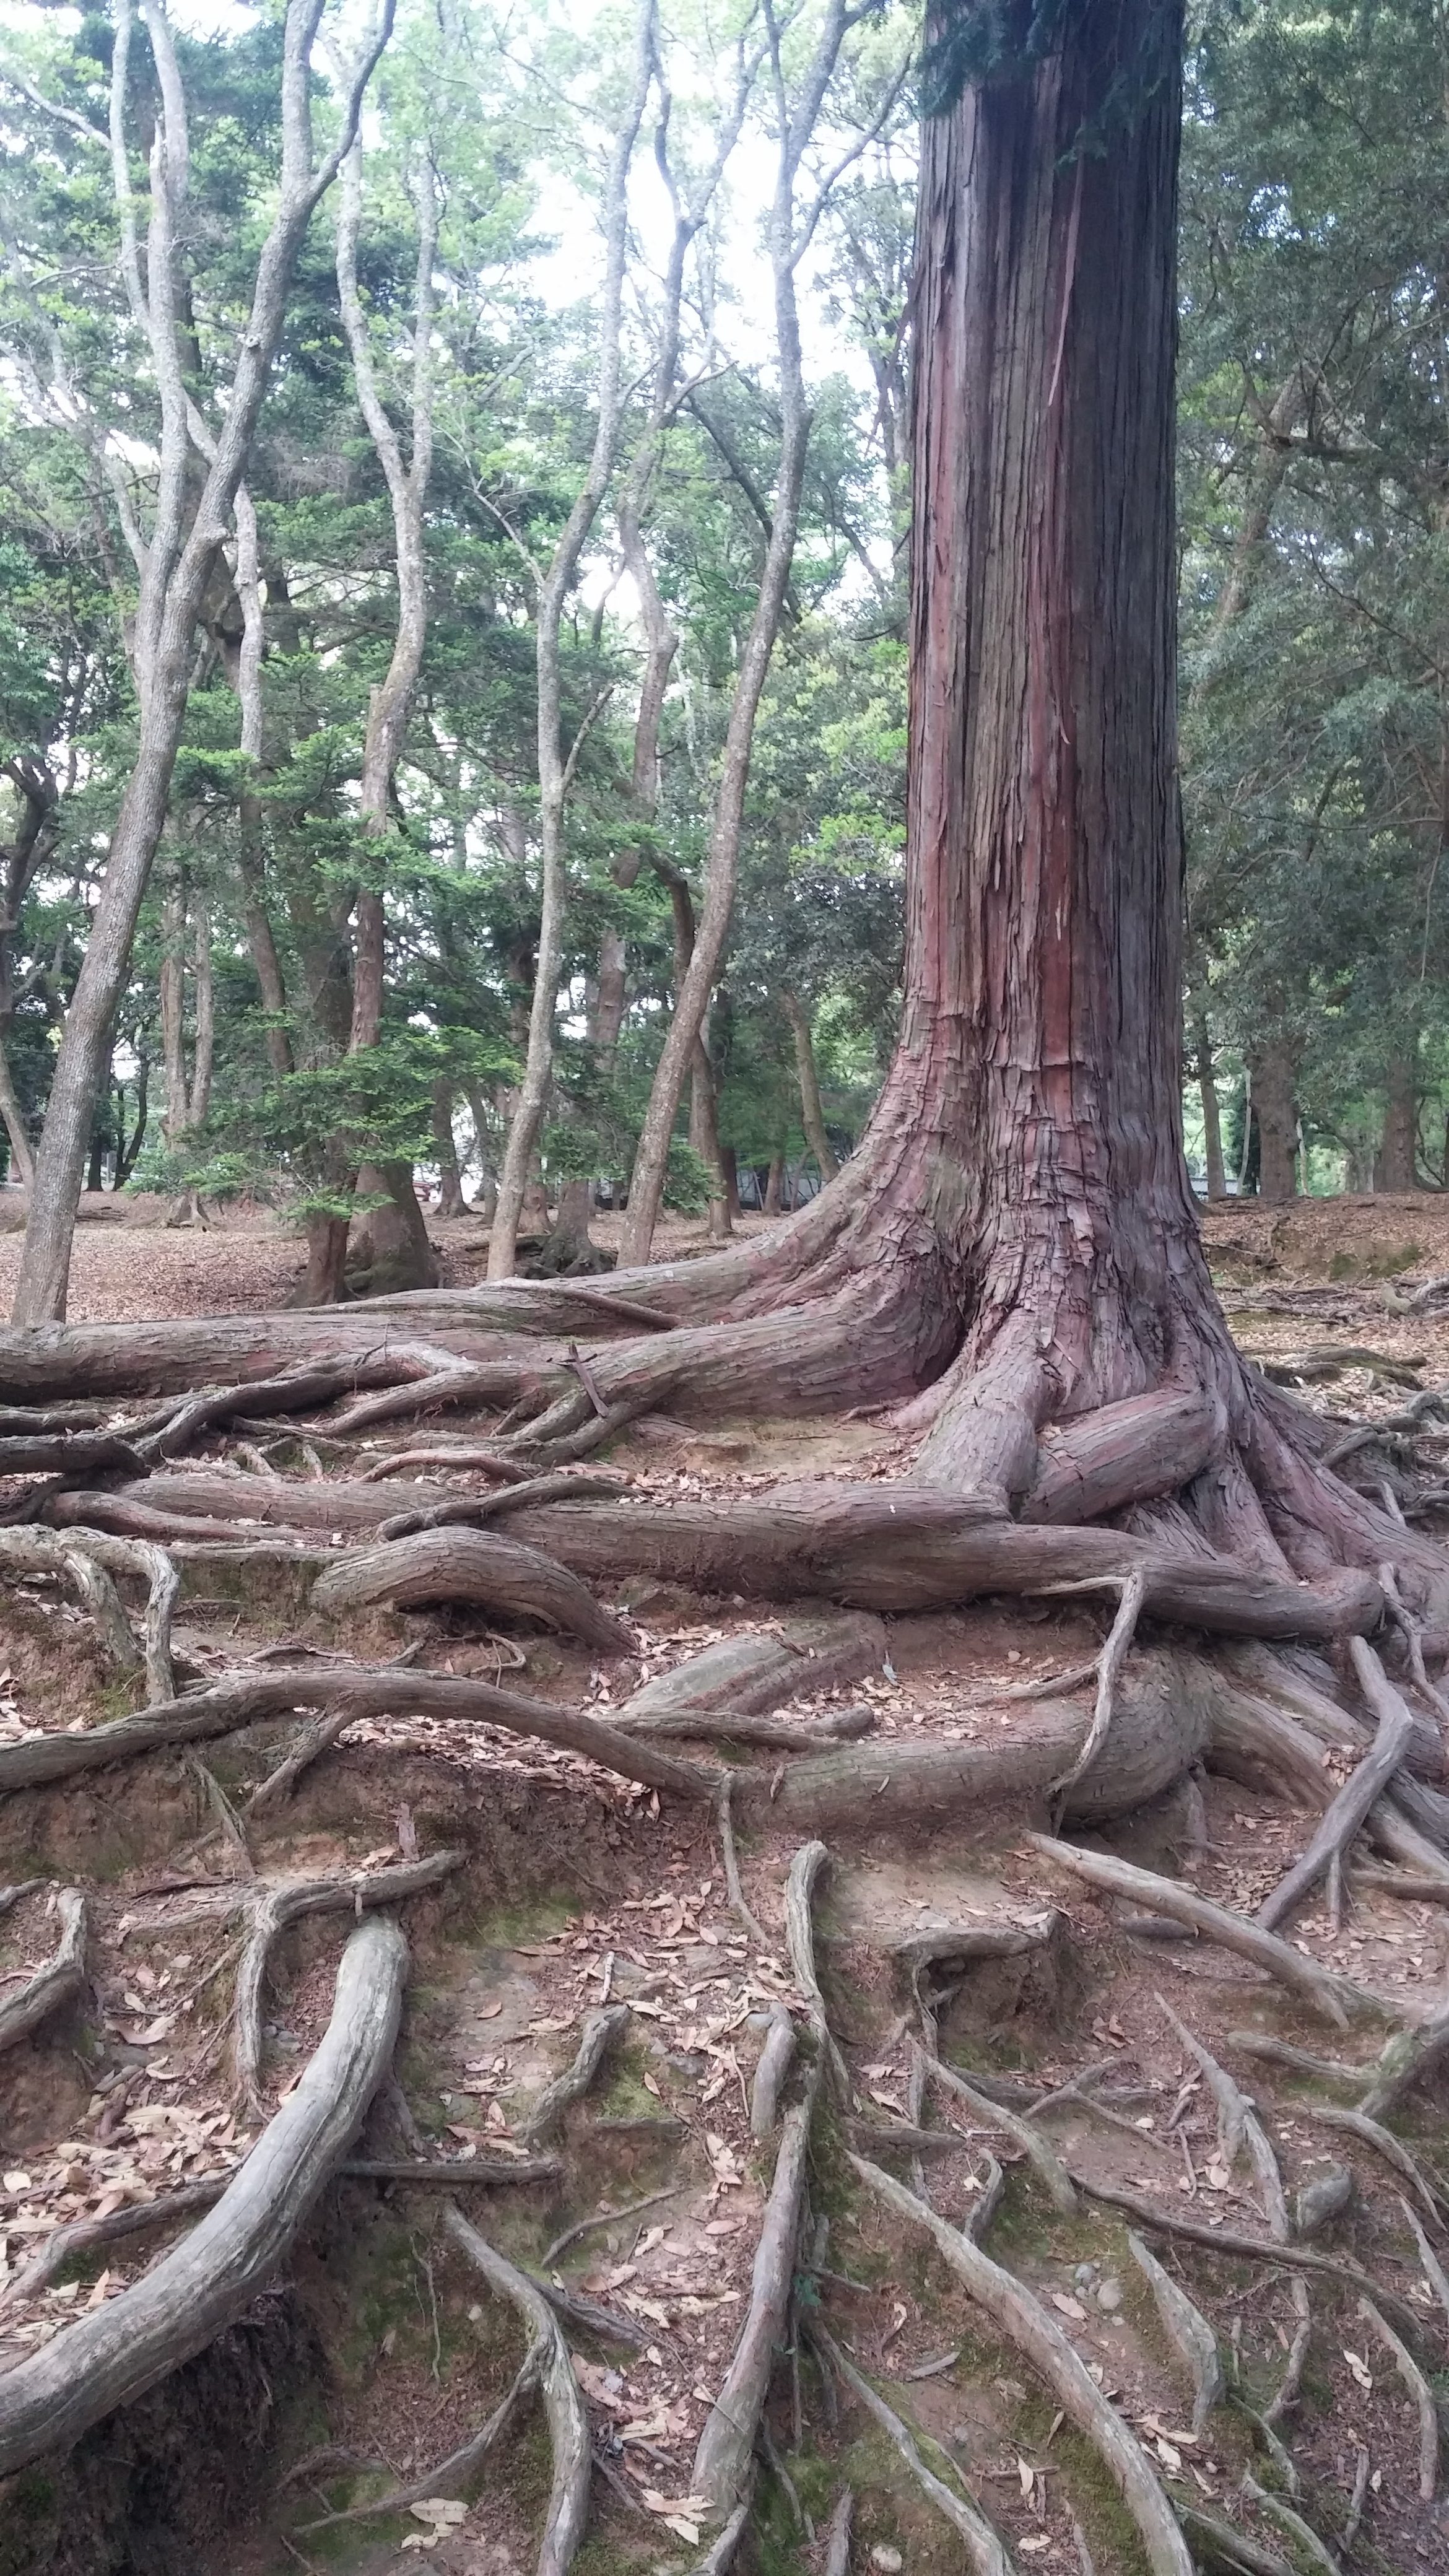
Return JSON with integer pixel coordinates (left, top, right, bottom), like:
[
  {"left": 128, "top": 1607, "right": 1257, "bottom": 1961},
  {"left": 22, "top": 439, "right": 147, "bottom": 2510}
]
[
  {"left": 332, "top": 118, "right": 442, "bottom": 1296},
  {"left": 13, "top": 0, "right": 394, "bottom": 1321},
  {"left": 619, "top": 0, "right": 862, "bottom": 1264},
  {"left": 485, "top": 0, "right": 655, "bottom": 1280}
]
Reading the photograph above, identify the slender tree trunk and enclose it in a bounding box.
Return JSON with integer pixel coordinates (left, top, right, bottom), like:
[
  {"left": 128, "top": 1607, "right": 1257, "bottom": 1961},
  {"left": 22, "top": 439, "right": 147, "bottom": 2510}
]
[
  {"left": 0, "top": 1041, "right": 33, "bottom": 1191},
  {"left": 332, "top": 128, "right": 441, "bottom": 1297},
  {"left": 1251, "top": 1046, "right": 1299, "bottom": 1203},
  {"left": 619, "top": 0, "right": 854, "bottom": 1265},
  {"left": 12, "top": 1, "right": 394, "bottom": 1322},
  {"left": 188, "top": 907, "right": 214, "bottom": 1129},
  {"left": 159, "top": 869, "right": 188, "bottom": 1147},
  {"left": 686, "top": 1024, "right": 731, "bottom": 1243},
  {"left": 781, "top": 990, "right": 838, "bottom": 1184},
  {"left": 763, "top": 1152, "right": 784, "bottom": 1217},
  {"left": 116, "top": 1053, "right": 149, "bottom": 1186},
  {"left": 232, "top": 484, "right": 294, "bottom": 1084},
  {"left": 1375, "top": 1056, "right": 1419, "bottom": 1194},
  {"left": 487, "top": 0, "right": 654, "bottom": 1281},
  {"left": 1236, "top": 1069, "right": 1253, "bottom": 1193},
  {"left": 0, "top": 760, "right": 57, "bottom": 1192},
  {"left": 1191, "top": 1007, "right": 1226, "bottom": 1200},
  {"left": 432, "top": 1082, "right": 466, "bottom": 1217}
]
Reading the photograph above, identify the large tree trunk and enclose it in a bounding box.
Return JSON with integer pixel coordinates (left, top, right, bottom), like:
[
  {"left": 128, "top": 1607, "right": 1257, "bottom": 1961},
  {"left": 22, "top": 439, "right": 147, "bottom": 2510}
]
[
  {"left": 851, "top": 0, "right": 1232, "bottom": 1492},
  {"left": 1251, "top": 1045, "right": 1299, "bottom": 1203}
]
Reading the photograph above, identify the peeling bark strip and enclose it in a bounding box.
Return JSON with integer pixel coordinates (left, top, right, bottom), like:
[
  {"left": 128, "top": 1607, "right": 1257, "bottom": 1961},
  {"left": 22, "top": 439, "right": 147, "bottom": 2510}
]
[{"left": 0, "top": 1915, "right": 406, "bottom": 2476}]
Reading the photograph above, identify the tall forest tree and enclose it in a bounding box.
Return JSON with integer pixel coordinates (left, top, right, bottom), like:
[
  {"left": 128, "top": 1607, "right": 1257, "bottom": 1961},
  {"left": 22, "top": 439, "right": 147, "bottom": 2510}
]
[{"left": 6, "top": 0, "right": 393, "bottom": 1322}]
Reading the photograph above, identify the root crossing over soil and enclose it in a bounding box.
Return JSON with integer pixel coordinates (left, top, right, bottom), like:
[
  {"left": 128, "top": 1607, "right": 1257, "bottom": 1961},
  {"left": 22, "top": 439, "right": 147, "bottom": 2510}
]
[{"left": 0, "top": 1915, "right": 406, "bottom": 2477}]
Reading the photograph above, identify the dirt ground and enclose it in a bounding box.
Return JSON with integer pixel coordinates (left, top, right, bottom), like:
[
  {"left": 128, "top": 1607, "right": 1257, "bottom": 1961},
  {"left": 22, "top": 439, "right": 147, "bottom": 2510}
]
[{"left": 3, "top": 1194, "right": 1449, "bottom": 2576}]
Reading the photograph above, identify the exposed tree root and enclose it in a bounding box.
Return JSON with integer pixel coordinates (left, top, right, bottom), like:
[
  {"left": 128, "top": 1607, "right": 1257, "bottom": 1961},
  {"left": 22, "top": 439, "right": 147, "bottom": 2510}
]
[
  {"left": 630, "top": 1706, "right": 875, "bottom": 1752},
  {"left": 1224, "top": 2034, "right": 1364, "bottom": 2090},
  {"left": 0, "top": 1878, "right": 43, "bottom": 1918},
  {"left": 0, "top": 2178, "right": 230, "bottom": 2309},
  {"left": 540, "top": 2185, "right": 684, "bottom": 2271},
  {"left": 0, "top": 1527, "right": 178, "bottom": 1700},
  {"left": 439, "top": 2201, "right": 591, "bottom": 2576},
  {"left": 1025, "top": 1835, "right": 1380, "bottom": 2025},
  {"left": 1301, "top": 2105, "right": 1445, "bottom": 2223},
  {"left": 694, "top": 1840, "right": 829, "bottom": 2522},
  {"left": 375, "top": 1471, "right": 630, "bottom": 1540},
  {"left": 850, "top": 2156, "right": 1192, "bottom": 2576},
  {"left": 692, "top": 2091, "right": 814, "bottom": 2522},
  {"left": 1398, "top": 2197, "right": 1449, "bottom": 2324},
  {"left": 821, "top": 2485, "right": 854, "bottom": 2576},
  {"left": 715, "top": 1775, "right": 769, "bottom": 1949},
  {"left": 913, "top": 2041, "right": 1078, "bottom": 2216},
  {"left": 0, "top": 1888, "right": 86, "bottom": 2056},
  {"left": 1254, "top": 1644, "right": 1418, "bottom": 1931},
  {"left": 749, "top": 2001, "right": 797, "bottom": 2138},
  {"left": 1048, "top": 1568, "right": 1147, "bottom": 1802},
  {"left": 1125, "top": 2232, "right": 1224, "bottom": 2437},
  {"left": 520, "top": 2004, "right": 631, "bottom": 2146},
  {"left": 0, "top": 1914, "right": 406, "bottom": 2478},
  {"left": 813, "top": 2324, "right": 1014, "bottom": 2576},
  {"left": 1239, "top": 2474, "right": 1342, "bottom": 2576},
  {"left": 783, "top": 1838, "right": 847, "bottom": 2096},
  {"left": 45, "top": 1471, "right": 1386, "bottom": 1638},
  {"left": 0, "top": 1660, "right": 715, "bottom": 1803},
  {"left": 1069, "top": 2175, "right": 1424, "bottom": 2341},
  {"left": 359, "top": 1444, "right": 534, "bottom": 1482},
  {"left": 310, "top": 1527, "right": 632, "bottom": 1652},
  {"left": 298, "top": 2348, "right": 538, "bottom": 2536},
  {"left": 1356, "top": 1993, "right": 1449, "bottom": 2120},
  {"left": 340, "top": 2156, "right": 562, "bottom": 2187},
  {"left": 1357, "top": 2297, "right": 1438, "bottom": 2500},
  {"left": 146, "top": 1850, "right": 462, "bottom": 2112},
  {"left": 1177, "top": 2502, "right": 1292, "bottom": 2576},
  {"left": 613, "top": 1612, "right": 887, "bottom": 1734}
]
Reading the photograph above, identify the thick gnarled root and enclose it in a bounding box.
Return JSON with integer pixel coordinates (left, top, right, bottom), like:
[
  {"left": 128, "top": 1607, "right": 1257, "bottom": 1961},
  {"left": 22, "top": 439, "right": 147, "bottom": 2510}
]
[
  {"left": 310, "top": 1526, "right": 633, "bottom": 1653},
  {"left": 0, "top": 1915, "right": 407, "bottom": 2478}
]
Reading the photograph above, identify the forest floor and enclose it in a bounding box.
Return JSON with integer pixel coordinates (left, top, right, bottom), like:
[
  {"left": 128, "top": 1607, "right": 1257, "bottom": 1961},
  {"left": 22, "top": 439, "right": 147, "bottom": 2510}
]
[{"left": 4, "top": 1196, "right": 1449, "bottom": 2576}]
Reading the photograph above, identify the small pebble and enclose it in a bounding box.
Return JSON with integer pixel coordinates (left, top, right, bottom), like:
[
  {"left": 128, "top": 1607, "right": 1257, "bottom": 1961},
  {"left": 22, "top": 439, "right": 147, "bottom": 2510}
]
[
  {"left": 1074, "top": 2262, "right": 1099, "bottom": 2289},
  {"left": 871, "top": 2550, "right": 904, "bottom": 2574},
  {"left": 1096, "top": 2279, "right": 1123, "bottom": 2315}
]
